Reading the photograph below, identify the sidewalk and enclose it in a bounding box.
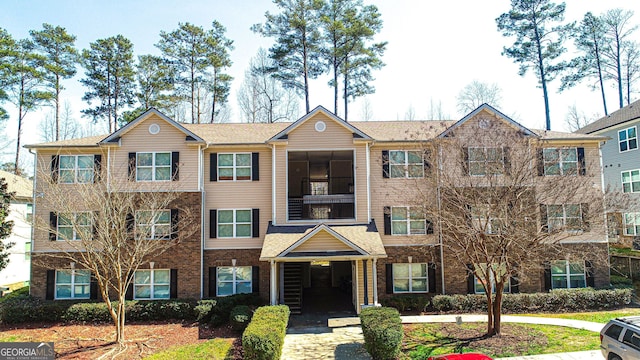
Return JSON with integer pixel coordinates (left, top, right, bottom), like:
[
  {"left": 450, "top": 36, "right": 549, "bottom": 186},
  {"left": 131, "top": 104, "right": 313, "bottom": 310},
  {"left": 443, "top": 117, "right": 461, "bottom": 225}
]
[{"left": 280, "top": 314, "right": 605, "bottom": 360}]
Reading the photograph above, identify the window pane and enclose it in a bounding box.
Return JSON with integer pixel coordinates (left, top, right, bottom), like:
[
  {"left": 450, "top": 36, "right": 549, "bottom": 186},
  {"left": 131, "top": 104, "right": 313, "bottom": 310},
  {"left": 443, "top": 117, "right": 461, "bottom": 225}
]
[
  {"left": 551, "top": 261, "right": 566, "bottom": 275},
  {"left": 552, "top": 276, "right": 567, "bottom": 289},
  {"left": 633, "top": 182, "right": 640, "bottom": 193},
  {"left": 391, "top": 208, "right": 407, "bottom": 220},
  {"left": 621, "top": 142, "right": 629, "bottom": 152},
  {"left": 218, "top": 154, "right": 233, "bottom": 166},
  {"left": 632, "top": 170, "right": 640, "bottom": 182},
  {"left": 218, "top": 210, "right": 234, "bottom": 224},
  {"left": 236, "top": 210, "right": 251, "bottom": 223},
  {"left": 630, "top": 139, "right": 638, "bottom": 150},
  {"left": 237, "top": 282, "right": 252, "bottom": 294},
  {"left": 469, "top": 162, "right": 485, "bottom": 176},
  {"left": 393, "top": 264, "right": 409, "bottom": 278},
  {"left": 236, "top": 266, "right": 252, "bottom": 281},
  {"left": 59, "top": 169, "right": 74, "bottom": 183},
  {"left": 56, "top": 270, "right": 72, "bottom": 283},
  {"left": 155, "top": 167, "right": 171, "bottom": 181},
  {"left": 562, "top": 162, "right": 577, "bottom": 175},
  {"left": 56, "top": 285, "right": 71, "bottom": 298},
  {"left": 218, "top": 168, "right": 233, "bottom": 180},
  {"left": 236, "top": 154, "right": 251, "bottom": 166},
  {"left": 392, "top": 222, "right": 408, "bottom": 235},
  {"left": 135, "top": 285, "right": 151, "bottom": 299},
  {"left": 620, "top": 130, "right": 628, "bottom": 141},
  {"left": 545, "top": 164, "right": 560, "bottom": 175},
  {"left": 412, "top": 263, "right": 427, "bottom": 277},
  {"left": 137, "top": 153, "right": 153, "bottom": 166},
  {"left": 135, "top": 270, "right": 151, "bottom": 284},
  {"left": 218, "top": 224, "right": 233, "bottom": 237},
  {"left": 630, "top": 127, "right": 637, "bottom": 138},
  {"left": 236, "top": 167, "right": 251, "bottom": 180},
  {"left": 137, "top": 168, "right": 153, "bottom": 181},
  {"left": 78, "top": 169, "right": 93, "bottom": 183},
  {"left": 155, "top": 153, "right": 171, "bottom": 166},
  {"left": 156, "top": 211, "right": 170, "bottom": 224},
  {"left": 59, "top": 227, "right": 73, "bottom": 240},
  {"left": 75, "top": 270, "right": 90, "bottom": 283},
  {"left": 486, "top": 148, "right": 502, "bottom": 161},
  {"left": 217, "top": 282, "right": 233, "bottom": 296},
  {"left": 60, "top": 156, "right": 75, "bottom": 169},
  {"left": 236, "top": 224, "right": 251, "bottom": 237},
  {"left": 468, "top": 148, "right": 484, "bottom": 161},
  {"left": 389, "top": 151, "right": 405, "bottom": 164},
  {"left": 217, "top": 267, "right": 233, "bottom": 281},
  {"left": 412, "top": 279, "right": 427, "bottom": 292},
  {"left": 543, "top": 149, "right": 559, "bottom": 161},
  {"left": 410, "top": 220, "right": 426, "bottom": 234},
  {"left": 570, "top": 276, "right": 585, "bottom": 288},
  {"left": 407, "top": 151, "right": 422, "bottom": 164},
  {"left": 390, "top": 165, "right": 405, "bottom": 178},
  {"left": 547, "top": 205, "right": 563, "bottom": 218},
  {"left": 408, "top": 165, "right": 423, "bottom": 178},
  {"left": 569, "top": 262, "right": 584, "bottom": 275},
  {"left": 153, "top": 285, "right": 170, "bottom": 299},
  {"left": 74, "top": 284, "right": 90, "bottom": 298},
  {"left": 565, "top": 204, "right": 581, "bottom": 218},
  {"left": 154, "top": 270, "right": 170, "bottom": 284},
  {"left": 561, "top": 149, "right": 577, "bottom": 161},
  {"left": 77, "top": 155, "right": 93, "bottom": 169}
]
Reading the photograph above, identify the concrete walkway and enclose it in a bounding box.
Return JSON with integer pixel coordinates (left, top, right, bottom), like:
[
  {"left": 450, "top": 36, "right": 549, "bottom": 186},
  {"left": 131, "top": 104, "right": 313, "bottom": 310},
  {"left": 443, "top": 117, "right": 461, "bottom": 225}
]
[{"left": 280, "top": 314, "right": 605, "bottom": 360}]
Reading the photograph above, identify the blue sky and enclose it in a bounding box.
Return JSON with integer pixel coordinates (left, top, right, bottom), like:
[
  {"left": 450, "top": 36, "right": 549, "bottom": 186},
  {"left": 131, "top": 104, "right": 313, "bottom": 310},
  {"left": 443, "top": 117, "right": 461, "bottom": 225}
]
[{"left": 2, "top": 0, "right": 640, "bottom": 165}]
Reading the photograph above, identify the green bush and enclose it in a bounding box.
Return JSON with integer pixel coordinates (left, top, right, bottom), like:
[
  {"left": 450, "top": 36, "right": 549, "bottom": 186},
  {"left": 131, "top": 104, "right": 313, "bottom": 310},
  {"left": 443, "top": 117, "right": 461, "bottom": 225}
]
[
  {"left": 242, "top": 305, "right": 290, "bottom": 360},
  {"left": 610, "top": 275, "right": 634, "bottom": 288},
  {"left": 196, "top": 293, "right": 263, "bottom": 326},
  {"left": 126, "top": 299, "right": 197, "bottom": 321},
  {"left": 0, "top": 297, "right": 72, "bottom": 323},
  {"left": 360, "top": 306, "right": 403, "bottom": 360},
  {"left": 62, "top": 302, "right": 112, "bottom": 323},
  {"left": 230, "top": 305, "right": 253, "bottom": 332},
  {"left": 431, "top": 288, "right": 633, "bottom": 314},
  {"left": 380, "top": 294, "right": 429, "bottom": 312},
  {"left": 0, "top": 286, "right": 29, "bottom": 303}
]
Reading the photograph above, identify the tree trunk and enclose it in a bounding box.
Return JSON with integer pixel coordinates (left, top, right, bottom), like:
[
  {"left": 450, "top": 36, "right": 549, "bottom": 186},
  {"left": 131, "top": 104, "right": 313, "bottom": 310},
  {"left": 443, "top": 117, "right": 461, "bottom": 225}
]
[
  {"left": 616, "top": 34, "right": 623, "bottom": 108},
  {"left": 55, "top": 74, "right": 61, "bottom": 141},
  {"left": 493, "top": 284, "right": 504, "bottom": 335},
  {"left": 15, "top": 89, "right": 24, "bottom": 175},
  {"left": 333, "top": 61, "right": 339, "bottom": 116},
  {"left": 534, "top": 26, "right": 552, "bottom": 130},
  {"left": 595, "top": 45, "right": 608, "bottom": 115},
  {"left": 115, "top": 295, "right": 126, "bottom": 345},
  {"left": 343, "top": 57, "right": 349, "bottom": 122}
]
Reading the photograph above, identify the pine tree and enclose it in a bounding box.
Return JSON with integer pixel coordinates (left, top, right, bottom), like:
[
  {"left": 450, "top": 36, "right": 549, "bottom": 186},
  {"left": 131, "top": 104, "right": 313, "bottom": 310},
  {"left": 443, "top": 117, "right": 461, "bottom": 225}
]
[{"left": 0, "top": 177, "right": 14, "bottom": 272}]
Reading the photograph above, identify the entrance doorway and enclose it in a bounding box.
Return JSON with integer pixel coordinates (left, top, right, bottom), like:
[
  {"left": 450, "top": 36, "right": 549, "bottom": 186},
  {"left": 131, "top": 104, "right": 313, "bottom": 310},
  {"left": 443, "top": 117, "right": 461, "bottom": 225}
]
[{"left": 302, "top": 261, "right": 353, "bottom": 314}]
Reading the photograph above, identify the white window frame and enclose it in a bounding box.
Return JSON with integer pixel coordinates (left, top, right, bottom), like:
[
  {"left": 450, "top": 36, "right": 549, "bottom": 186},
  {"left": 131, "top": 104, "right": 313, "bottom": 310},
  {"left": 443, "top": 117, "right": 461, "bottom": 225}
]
[
  {"left": 57, "top": 212, "right": 93, "bottom": 241},
  {"left": 392, "top": 263, "right": 429, "bottom": 293},
  {"left": 55, "top": 269, "right": 91, "bottom": 299},
  {"left": 389, "top": 150, "right": 424, "bottom": 178},
  {"left": 136, "top": 210, "right": 171, "bottom": 240},
  {"left": 473, "top": 264, "right": 511, "bottom": 294},
  {"left": 59, "top": 155, "right": 94, "bottom": 184},
  {"left": 216, "top": 266, "right": 253, "bottom": 296},
  {"left": 622, "top": 169, "right": 640, "bottom": 193},
  {"left": 542, "top": 148, "right": 578, "bottom": 176},
  {"left": 550, "top": 260, "right": 586, "bottom": 289},
  {"left": 467, "top": 147, "right": 505, "bottom": 176},
  {"left": 133, "top": 269, "right": 170, "bottom": 300},
  {"left": 136, "top": 152, "right": 171, "bottom": 182},
  {"left": 390, "top": 206, "right": 427, "bottom": 235},
  {"left": 218, "top": 153, "right": 252, "bottom": 181},
  {"left": 471, "top": 206, "right": 503, "bottom": 234},
  {"left": 619, "top": 126, "right": 638, "bottom": 152},
  {"left": 547, "top": 204, "right": 583, "bottom": 232},
  {"left": 624, "top": 213, "right": 640, "bottom": 236},
  {"left": 217, "top": 209, "right": 252, "bottom": 238}
]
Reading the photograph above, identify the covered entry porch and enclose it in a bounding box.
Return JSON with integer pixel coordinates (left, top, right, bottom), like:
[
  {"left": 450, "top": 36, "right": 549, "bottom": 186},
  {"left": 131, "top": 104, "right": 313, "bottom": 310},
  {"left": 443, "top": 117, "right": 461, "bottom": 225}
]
[{"left": 260, "top": 222, "right": 387, "bottom": 314}]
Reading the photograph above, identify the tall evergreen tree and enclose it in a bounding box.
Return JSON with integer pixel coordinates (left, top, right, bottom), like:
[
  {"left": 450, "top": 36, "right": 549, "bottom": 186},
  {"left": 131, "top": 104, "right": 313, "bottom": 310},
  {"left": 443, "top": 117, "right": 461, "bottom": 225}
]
[
  {"left": 562, "top": 12, "right": 610, "bottom": 115},
  {"left": 622, "top": 40, "right": 640, "bottom": 105},
  {"left": 204, "top": 21, "right": 234, "bottom": 123},
  {"left": 29, "top": 23, "right": 78, "bottom": 141},
  {"left": 602, "top": 9, "right": 638, "bottom": 109},
  {"left": 135, "top": 55, "right": 176, "bottom": 111},
  {"left": 253, "top": 0, "right": 325, "bottom": 113},
  {"left": 80, "top": 35, "right": 136, "bottom": 133},
  {"left": 0, "top": 177, "right": 14, "bottom": 272},
  {"left": 321, "top": 0, "right": 386, "bottom": 120},
  {"left": 0, "top": 28, "right": 16, "bottom": 124},
  {"left": 496, "top": 0, "right": 573, "bottom": 130}
]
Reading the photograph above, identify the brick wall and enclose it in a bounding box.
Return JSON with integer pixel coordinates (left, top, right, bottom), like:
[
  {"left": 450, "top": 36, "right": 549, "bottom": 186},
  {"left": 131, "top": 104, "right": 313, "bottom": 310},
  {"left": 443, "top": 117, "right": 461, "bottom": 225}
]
[
  {"left": 203, "top": 249, "right": 268, "bottom": 300},
  {"left": 376, "top": 245, "right": 441, "bottom": 300}
]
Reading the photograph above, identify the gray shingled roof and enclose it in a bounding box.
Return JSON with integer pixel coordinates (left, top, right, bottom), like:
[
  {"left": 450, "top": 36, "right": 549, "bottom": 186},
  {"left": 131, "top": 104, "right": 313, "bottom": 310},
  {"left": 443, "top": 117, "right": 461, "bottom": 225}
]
[
  {"left": 0, "top": 170, "right": 32, "bottom": 200},
  {"left": 576, "top": 99, "right": 640, "bottom": 134}
]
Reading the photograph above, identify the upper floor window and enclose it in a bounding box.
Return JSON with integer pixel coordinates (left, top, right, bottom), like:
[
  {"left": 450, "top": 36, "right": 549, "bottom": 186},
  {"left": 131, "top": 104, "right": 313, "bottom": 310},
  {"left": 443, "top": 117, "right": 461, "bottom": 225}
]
[
  {"left": 389, "top": 150, "right": 424, "bottom": 178},
  {"left": 136, "top": 210, "right": 171, "bottom": 240},
  {"left": 622, "top": 170, "right": 640, "bottom": 193},
  {"left": 136, "top": 152, "right": 171, "bottom": 181},
  {"left": 390, "top": 207, "right": 432, "bottom": 235},
  {"left": 624, "top": 213, "right": 640, "bottom": 236},
  {"left": 216, "top": 266, "right": 252, "bottom": 296},
  {"left": 542, "top": 148, "right": 577, "bottom": 176},
  {"left": 546, "top": 204, "right": 585, "bottom": 232},
  {"left": 55, "top": 269, "right": 90, "bottom": 299},
  {"left": 471, "top": 206, "right": 503, "bottom": 234},
  {"left": 473, "top": 264, "right": 511, "bottom": 294},
  {"left": 57, "top": 212, "right": 92, "bottom": 241},
  {"left": 392, "top": 263, "right": 428, "bottom": 293},
  {"left": 218, "top": 153, "right": 251, "bottom": 181},
  {"left": 59, "top": 155, "right": 95, "bottom": 183},
  {"left": 619, "top": 126, "right": 638, "bottom": 152},
  {"left": 550, "top": 260, "right": 585, "bottom": 289},
  {"left": 467, "top": 147, "right": 505, "bottom": 176},
  {"left": 217, "top": 209, "right": 252, "bottom": 238},
  {"left": 134, "top": 269, "right": 170, "bottom": 299}
]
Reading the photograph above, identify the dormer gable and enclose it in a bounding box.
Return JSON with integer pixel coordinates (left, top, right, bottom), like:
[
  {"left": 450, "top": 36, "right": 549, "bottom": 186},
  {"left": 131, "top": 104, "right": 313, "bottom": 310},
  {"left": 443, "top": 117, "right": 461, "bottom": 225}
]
[
  {"left": 279, "top": 223, "right": 368, "bottom": 257},
  {"left": 438, "top": 103, "right": 537, "bottom": 139}
]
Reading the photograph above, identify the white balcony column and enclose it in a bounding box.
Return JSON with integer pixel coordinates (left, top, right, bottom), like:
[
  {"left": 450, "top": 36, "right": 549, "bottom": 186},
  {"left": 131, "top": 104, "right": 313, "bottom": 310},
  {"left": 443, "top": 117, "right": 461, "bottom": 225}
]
[
  {"left": 270, "top": 260, "right": 277, "bottom": 305},
  {"left": 372, "top": 258, "right": 378, "bottom": 305}
]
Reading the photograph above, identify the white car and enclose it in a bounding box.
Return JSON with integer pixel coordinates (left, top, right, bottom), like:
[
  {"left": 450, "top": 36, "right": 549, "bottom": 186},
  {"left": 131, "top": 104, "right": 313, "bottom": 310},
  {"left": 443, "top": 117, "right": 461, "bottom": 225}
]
[{"left": 601, "top": 316, "right": 640, "bottom": 360}]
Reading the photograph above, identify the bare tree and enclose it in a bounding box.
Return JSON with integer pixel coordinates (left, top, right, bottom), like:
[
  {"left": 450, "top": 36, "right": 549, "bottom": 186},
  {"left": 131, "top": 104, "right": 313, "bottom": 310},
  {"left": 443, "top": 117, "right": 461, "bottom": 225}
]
[
  {"left": 34, "top": 161, "right": 198, "bottom": 349},
  {"left": 359, "top": 97, "right": 374, "bottom": 121},
  {"left": 456, "top": 80, "right": 502, "bottom": 115},
  {"left": 564, "top": 103, "right": 599, "bottom": 132},
  {"left": 404, "top": 105, "right": 416, "bottom": 120},
  {"left": 427, "top": 98, "right": 449, "bottom": 120},
  {"left": 39, "top": 101, "right": 84, "bottom": 142}
]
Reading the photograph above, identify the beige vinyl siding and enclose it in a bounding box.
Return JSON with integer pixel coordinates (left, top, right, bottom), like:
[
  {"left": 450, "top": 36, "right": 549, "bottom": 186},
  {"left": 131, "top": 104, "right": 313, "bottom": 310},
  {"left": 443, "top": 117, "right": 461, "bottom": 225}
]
[
  {"left": 355, "top": 260, "right": 375, "bottom": 313},
  {"left": 354, "top": 145, "right": 368, "bottom": 222},
  {"left": 286, "top": 113, "right": 354, "bottom": 148},
  {"left": 204, "top": 146, "right": 272, "bottom": 249},
  {"left": 110, "top": 114, "right": 200, "bottom": 191},
  {"left": 291, "top": 230, "right": 353, "bottom": 253},
  {"left": 274, "top": 144, "right": 288, "bottom": 224}
]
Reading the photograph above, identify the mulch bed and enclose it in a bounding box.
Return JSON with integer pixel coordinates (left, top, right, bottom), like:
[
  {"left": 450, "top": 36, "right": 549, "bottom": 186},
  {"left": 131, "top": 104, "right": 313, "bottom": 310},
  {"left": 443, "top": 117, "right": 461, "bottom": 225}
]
[{"left": 0, "top": 321, "right": 242, "bottom": 359}]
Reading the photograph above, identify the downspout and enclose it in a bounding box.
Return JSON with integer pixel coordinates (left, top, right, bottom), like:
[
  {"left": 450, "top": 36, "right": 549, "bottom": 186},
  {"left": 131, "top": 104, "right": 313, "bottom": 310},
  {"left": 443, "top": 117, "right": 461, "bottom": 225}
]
[
  {"left": 366, "top": 142, "right": 372, "bottom": 222},
  {"left": 598, "top": 141, "right": 610, "bottom": 278},
  {"left": 363, "top": 259, "right": 369, "bottom": 305},
  {"left": 28, "top": 148, "right": 37, "bottom": 297},
  {"left": 437, "top": 143, "right": 446, "bottom": 294},
  {"left": 199, "top": 144, "right": 206, "bottom": 299},
  {"left": 272, "top": 143, "right": 276, "bottom": 225},
  {"left": 372, "top": 258, "right": 378, "bottom": 305}
]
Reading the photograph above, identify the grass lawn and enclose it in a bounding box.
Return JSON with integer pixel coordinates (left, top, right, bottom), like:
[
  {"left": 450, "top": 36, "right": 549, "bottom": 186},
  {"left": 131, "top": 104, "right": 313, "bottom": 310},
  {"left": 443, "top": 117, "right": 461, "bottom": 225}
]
[
  {"left": 402, "top": 322, "right": 599, "bottom": 359},
  {"left": 143, "top": 338, "right": 234, "bottom": 360},
  {"left": 516, "top": 307, "right": 640, "bottom": 323}
]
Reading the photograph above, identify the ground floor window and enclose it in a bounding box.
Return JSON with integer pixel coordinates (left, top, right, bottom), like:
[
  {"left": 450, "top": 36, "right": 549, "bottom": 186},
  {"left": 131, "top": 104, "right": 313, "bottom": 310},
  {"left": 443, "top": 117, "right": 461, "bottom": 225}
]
[
  {"left": 134, "top": 269, "right": 170, "bottom": 299},
  {"left": 551, "top": 260, "right": 586, "bottom": 289},
  {"left": 217, "top": 266, "right": 252, "bottom": 296},
  {"left": 55, "top": 269, "right": 90, "bottom": 299},
  {"left": 624, "top": 213, "right": 640, "bottom": 236},
  {"left": 473, "top": 264, "right": 510, "bottom": 294},
  {"left": 392, "top": 263, "right": 428, "bottom": 293}
]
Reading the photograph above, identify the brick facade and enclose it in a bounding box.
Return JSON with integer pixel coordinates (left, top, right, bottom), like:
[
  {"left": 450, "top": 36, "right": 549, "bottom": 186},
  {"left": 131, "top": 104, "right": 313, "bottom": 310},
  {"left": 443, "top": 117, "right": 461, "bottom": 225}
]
[
  {"left": 203, "top": 249, "right": 268, "bottom": 300},
  {"left": 376, "top": 245, "right": 441, "bottom": 301}
]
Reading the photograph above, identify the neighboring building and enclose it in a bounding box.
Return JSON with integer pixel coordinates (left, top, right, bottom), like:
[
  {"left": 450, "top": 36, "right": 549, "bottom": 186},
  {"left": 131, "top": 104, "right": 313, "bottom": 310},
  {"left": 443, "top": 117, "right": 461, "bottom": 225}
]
[
  {"left": 26, "top": 105, "right": 609, "bottom": 313},
  {"left": 0, "top": 170, "right": 33, "bottom": 290},
  {"left": 577, "top": 99, "right": 640, "bottom": 247}
]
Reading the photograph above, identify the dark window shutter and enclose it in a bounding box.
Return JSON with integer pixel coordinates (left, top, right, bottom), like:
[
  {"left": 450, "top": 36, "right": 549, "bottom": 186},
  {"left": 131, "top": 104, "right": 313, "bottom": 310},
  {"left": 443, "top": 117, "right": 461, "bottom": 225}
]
[
  {"left": 426, "top": 219, "right": 434, "bottom": 235},
  {"left": 90, "top": 275, "right": 98, "bottom": 300},
  {"left": 423, "top": 150, "right": 431, "bottom": 174},
  {"left": 209, "top": 267, "right": 217, "bottom": 297},
  {"left": 128, "top": 152, "right": 136, "bottom": 181},
  {"left": 126, "top": 213, "right": 134, "bottom": 236},
  {"left": 171, "top": 209, "right": 179, "bottom": 240},
  {"left": 125, "top": 282, "right": 134, "bottom": 300},
  {"left": 252, "top": 209, "right": 260, "bottom": 238},
  {"left": 467, "top": 264, "right": 475, "bottom": 294},
  {"left": 462, "top": 147, "right": 469, "bottom": 175},
  {"left": 46, "top": 270, "right": 55, "bottom": 300},
  {"left": 210, "top": 210, "right": 217, "bottom": 238},
  {"left": 170, "top": 269, "right": 178, "bottom": 298},
  {"left": 93, "top": 155, "right": 102, "bottom": 183},
  {"left": 503, "top": 147, "right": 511, "bottom": 175},
  {"left": 383, "top": 206, "right": 391, "bottom": 235},
  {"left": 51, "top": 155, "right": 59, "bottom": 183},
  {"left": 171, "top": 152, "right": 179, "bottom": 181},
  {"left": 543, "top": 262, "right": 552, "bottom": 291},
  {"left": 382, "top": 150, "right": 389, "bottom": 178},
  {"left": 92, "top": 211, "right": 99, "bottom": 240},
  {"left": 540, "top": 204, "right": 548, "bottom": 232},
  {"left": 252, "top": 266, "right": 260, "bottom": 293},
  {"left": 577, "top": 147, "right": 586, "bottom": 176},
  {"left": 581, "top": 203, "right": 590, "bottom": 232},
  {"left": 210, "top": 153, "right": 217, "bottom": 182},
  {"left": 385, "top": 264, "right": 393, "bottom": 294},
  {"left": 428, "top": 264, "right": 436, "bottom": 293},
  {"left": 252, "top": 152, "right": 259, "bottom": 181},
  {"left": 49, "top": 212, "right": 57, "bottom": 241},
  {"left": 585, "top": 260, "right": 595, "bottom": 288},
  {"left": 537, "top": 148, "right": 545, "bottom": 176},
  {"left": 510, "top": 263, "right": 520, "bottom": 294}
]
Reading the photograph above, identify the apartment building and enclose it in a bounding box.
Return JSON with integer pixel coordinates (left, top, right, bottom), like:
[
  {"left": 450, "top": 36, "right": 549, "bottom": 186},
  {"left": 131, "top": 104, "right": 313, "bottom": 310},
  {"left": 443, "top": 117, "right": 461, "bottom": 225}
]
[{"left": 26, "top": 104, "right": 609, "bottom": 313}]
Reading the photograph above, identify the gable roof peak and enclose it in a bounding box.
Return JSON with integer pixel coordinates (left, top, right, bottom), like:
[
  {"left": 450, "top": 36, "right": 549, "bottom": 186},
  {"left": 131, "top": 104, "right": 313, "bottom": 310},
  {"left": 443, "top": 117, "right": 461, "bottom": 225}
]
[
  {"left": 268, "top": 105, "right": 371, "bottom": 141},
  {"left": 438, "top": 103, "right": 536, "bottom": 138}
]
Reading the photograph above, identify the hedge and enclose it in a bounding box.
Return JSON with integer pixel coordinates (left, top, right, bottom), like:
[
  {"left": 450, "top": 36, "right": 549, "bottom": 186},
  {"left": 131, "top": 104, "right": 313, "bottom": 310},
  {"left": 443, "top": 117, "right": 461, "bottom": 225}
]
[
  {"left": 431, "top": 288, "right": 633, "bottom": 313},
  {"left": 360, "top": 306, "right": 403, "bottom": 360},
  {"left": 380, "top": 294, "right": 430, "bottom": 312},
  {"left": 242, "top": 305, "right": 290, "bottom": 360},
  {"left": 230, "top": 305, "right": 253, "bottom": 332},
  {"left": 195, "top": 293, "right": 263, "bottom": 326}
]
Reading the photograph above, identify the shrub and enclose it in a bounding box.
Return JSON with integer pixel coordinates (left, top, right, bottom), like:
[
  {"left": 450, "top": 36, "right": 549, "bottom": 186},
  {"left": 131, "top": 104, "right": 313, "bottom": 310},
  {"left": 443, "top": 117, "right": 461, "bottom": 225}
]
[
  {"left": 126, "top": 299, "right": 197, "bottom": 321},
  {"left": 380, "top": 294, "right": 429, "bottom": 312},
  {"left": 360, "top": 307, "right": 403, "bottom": 360},
  {"left": 230, "top": 305, "right": 253, "bottom": 332},
  {"left": 242, "top": 305, "right": 290, "bottom": 360},
  {"left": 63, "top": 302, "right": 111, "bottom": 323},
  {"left": 0, "top": 286, "right": 29, "bottom": 303},
  {"left": 201, "top": 293, "right": 263, "bottom": 326},
  {"left": 610, "top": 275, "right": 633, "bottom": 288},
  {"left": 0, "top": 297, "right": 71, "bottom": 323}
]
